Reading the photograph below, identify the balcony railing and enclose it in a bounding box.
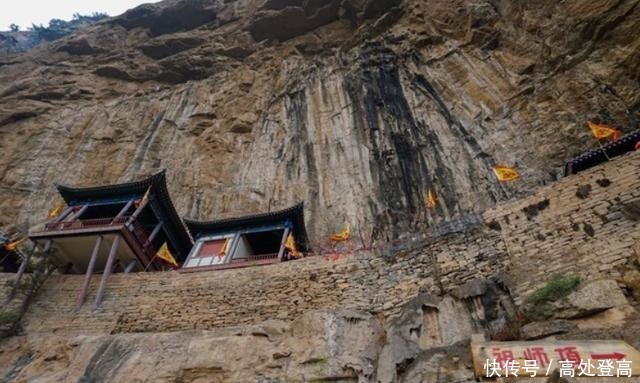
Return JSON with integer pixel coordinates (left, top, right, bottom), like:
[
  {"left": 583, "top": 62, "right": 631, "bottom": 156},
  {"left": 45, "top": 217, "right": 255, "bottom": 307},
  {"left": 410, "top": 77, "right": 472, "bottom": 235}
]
[
  {"left": 178, "top": 252, "right": 287, "bottom": 273},
  {"left": 39, "top": 216, "right": 159, "bottom": 268},
  {"left": 229, "top": 253, "right": 279, "bottom": 264},
  {"left": 43, "top": 216, "right": 130, "bottom": 231}
]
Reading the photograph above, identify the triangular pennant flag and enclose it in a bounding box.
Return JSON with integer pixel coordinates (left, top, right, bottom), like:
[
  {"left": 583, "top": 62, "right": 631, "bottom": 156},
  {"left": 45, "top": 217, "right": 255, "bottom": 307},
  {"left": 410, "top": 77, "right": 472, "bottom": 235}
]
[
  {"left": 493, "top": 166, "right": 520, "bottom": 182},
  {"left": 48, "top": 200, "right": 65, "bottom": 218},
  {"left": 285, "top": 233, "right": 300, "bottom": 257},
  {"left": 156, "top": 242, "right": 178, "bottom": 267}
]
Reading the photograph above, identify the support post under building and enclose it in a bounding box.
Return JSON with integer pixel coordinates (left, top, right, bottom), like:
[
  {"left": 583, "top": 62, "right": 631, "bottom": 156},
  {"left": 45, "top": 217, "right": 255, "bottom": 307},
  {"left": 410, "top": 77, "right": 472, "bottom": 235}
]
[
  {"left": 93, "top": 235, "right": 120, "bottom": 309},
  {"left": 76, "top": 235, "right": 103, "bottom": 310}
]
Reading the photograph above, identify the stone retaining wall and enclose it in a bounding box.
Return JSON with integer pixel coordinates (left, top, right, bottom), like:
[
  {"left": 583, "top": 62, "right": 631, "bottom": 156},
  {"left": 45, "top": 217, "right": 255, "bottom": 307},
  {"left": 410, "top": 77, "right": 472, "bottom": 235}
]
[
  {"left": 14, "top": 151, "right": 640, "bottom": 335},
  {"left": 484, "top": 150, "right": 640, "bottom": 301}
]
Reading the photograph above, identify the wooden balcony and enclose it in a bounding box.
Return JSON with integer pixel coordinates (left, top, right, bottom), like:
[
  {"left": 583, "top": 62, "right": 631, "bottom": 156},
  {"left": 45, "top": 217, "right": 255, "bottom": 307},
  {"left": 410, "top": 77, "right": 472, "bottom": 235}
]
[
  {"left": 30, "top": 216, "right": 158, "bottom": 272},
  {"left": 229, "top": 253, "right": 279, "bottom": 264},
  {"left": 44, "top": 216, "right": 129, "bottom": 231},
  {"left": 179, "top": 253, "right": 281, "bottom": 273}
]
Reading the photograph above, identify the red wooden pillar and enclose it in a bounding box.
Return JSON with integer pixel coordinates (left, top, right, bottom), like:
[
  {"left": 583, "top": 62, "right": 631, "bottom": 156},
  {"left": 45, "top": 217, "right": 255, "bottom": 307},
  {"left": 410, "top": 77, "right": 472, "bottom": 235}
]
[
  {"left": 93, "top": 235, "right": 120, "bottom": 309},
  {"left": 1, "top": 241, "right": 36, "bottom": 307},
  {"left": 76, "top": 235, "right": 102, "bottom": 310}
]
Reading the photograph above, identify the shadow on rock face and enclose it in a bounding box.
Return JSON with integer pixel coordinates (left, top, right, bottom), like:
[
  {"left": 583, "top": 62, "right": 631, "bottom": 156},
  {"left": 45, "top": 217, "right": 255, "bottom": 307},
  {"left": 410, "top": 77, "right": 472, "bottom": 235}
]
[
  {"left": 79, "top": 339, "right": 134, "bottom": 383},
  {"left": 112, "top": 0, "right": 218, "bottom": 37}
]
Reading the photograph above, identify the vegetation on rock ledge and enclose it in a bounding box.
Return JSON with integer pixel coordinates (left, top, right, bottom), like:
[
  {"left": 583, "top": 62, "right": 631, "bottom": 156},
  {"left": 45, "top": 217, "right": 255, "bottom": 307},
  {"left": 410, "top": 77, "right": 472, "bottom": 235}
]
[{"left": 524, "top": 275, "right": 581, "bottom": 321}]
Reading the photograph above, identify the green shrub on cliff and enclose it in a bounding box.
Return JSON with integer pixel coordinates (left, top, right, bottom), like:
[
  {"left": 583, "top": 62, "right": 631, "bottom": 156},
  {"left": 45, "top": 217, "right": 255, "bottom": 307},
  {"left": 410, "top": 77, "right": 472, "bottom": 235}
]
[
  {"left": 524, "top": 275, "right": 580, "bottom": 321},
  {"left": 29, "top": 12, "right": 108, "bottom": 41}
]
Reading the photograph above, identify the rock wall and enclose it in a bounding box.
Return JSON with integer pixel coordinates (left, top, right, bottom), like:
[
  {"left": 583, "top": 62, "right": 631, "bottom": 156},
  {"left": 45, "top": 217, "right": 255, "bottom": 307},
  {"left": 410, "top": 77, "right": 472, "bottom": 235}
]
[
  {"left": 17, "top": 151, "right": 640, "bottom": 337},
  {"left": 1, "top": 0, "right": 640, "bottom": 242},
  {"left": 485, "top": 150, "right": 640, "bottom": 302},
  {"left": 2, "top": 0, "right": 640, "bottom": 380}
]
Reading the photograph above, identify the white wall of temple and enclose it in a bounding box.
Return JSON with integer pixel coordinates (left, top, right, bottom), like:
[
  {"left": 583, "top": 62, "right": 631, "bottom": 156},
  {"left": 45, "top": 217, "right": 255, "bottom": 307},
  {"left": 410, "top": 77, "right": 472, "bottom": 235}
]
[{"left": 232, "top": 235, "right": 253, "bottom": 259}]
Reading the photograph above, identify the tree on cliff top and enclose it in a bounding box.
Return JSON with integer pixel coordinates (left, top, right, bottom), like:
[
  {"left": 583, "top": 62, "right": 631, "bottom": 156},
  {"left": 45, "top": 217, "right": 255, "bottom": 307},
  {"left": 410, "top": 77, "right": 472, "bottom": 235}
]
[{"left": 29, "top": 12, "right": 108, "bottom": 41}]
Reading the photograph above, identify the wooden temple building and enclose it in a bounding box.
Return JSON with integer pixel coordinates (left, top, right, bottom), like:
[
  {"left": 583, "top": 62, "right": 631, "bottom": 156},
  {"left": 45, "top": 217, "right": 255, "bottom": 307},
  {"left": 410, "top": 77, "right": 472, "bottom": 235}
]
[
  {"left": 4, "top": 171, "right": 309, "bottom": 308},
  {"left": 26, "top": 170, "right": 193, "bottom": 308},
  {"left": 30, "top": 170, "right": 192, "bottom": 272},
  {"left": 182, "top": 203, "right": 309, "bottom": 272}
]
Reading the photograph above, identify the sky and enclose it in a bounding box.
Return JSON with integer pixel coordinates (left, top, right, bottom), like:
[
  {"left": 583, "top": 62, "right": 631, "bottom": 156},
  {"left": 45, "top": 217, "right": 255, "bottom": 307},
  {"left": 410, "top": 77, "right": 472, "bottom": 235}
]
[{"left": 1, "top": 0, "right": 162, "bottom": 31}]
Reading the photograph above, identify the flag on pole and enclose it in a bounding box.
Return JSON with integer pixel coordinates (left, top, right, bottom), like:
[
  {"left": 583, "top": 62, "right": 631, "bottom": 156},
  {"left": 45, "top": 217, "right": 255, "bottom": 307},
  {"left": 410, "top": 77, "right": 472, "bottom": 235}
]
[
  {"left": 426, "top": 189, "right": 436, "bottom": 209},
  {"left": 48, "top": 200, "right": 65, "bottom": 218},
  {"left": 588, "top": 121, "right": 621, "bottom": 141},
  {"left": 156, "top": 242, "right": 178, "bottom": 267},
  {"left": 330, "top": 224, "right": 350, "bottom": 242},
  {"left": 135, "top": 187, "right": 151, "bottom": 208},
  {"left": 493, "top": 166, "right": 520, "bottom": 181},
  {"left": 4, "top": 238, "right": 26, "bottom": 252},
  {"left": 219, "top": 238, "right": 230, "bottom": 257},
  {"left": 285, "top": 233, "right": 300, "bottom": 257}
]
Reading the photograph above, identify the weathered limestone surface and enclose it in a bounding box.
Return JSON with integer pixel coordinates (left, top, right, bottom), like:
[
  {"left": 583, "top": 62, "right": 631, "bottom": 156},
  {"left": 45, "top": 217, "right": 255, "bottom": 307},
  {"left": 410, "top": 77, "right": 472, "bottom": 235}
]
[
  {"left": 0, "top": 152, "right": 638, "bottom": 382},
  {"left": 1, "top": 0, "right": 639, "bottom": 242},
  {"left": 0, "top": 310, "right": 479, "bottom": 383}
]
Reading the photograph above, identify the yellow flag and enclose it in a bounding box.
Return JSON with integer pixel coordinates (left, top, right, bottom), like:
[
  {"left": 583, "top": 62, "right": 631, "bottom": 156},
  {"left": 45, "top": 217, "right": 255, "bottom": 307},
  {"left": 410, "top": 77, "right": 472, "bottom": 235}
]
[
  {"left": 493, "top": 166, "right": 520, "bottom": 182},
  {"left": 136, "top": 187, "right": 151, "bottom": 208},
  {"left": 285, "top": 233, "right": 300, "bottom": 257},
  {"left": 219, "top": 238, "right": 230, "bottom": 257},
  {"left": 48, "top": 200, "right": 65, "bottom": 218},
  {"left": 156, "top": 242, "right": 178, "bottom": 266},
  {"left": 4, "top": 238, "right": 26, "bottom": 252},
  {"left": 426, "top": 189, "right": 436, "bottom": 209},
  {"left": 330, "top": 224, "right": 350, "bottom": 242},
  {"left": 588, "top": 121, "right": 620, "bottom": 141}
]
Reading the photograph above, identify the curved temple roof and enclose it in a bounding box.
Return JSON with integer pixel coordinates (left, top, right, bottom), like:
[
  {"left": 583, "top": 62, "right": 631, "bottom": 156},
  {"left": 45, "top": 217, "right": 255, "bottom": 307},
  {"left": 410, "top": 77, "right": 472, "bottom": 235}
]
[
  {"left": 55, "top": 170, "right": 193, "bottom": 260},
  {"left": 184, "top": 202, "right": 310, "bottom": 252}
]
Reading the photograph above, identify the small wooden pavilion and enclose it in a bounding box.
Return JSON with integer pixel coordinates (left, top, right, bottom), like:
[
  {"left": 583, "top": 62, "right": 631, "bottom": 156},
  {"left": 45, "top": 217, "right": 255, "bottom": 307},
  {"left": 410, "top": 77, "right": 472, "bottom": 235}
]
[
  {"left": 181, "top": 203, "right": 309, "bottom": 272},
  {"left": 27, "top": 170, "right": 192, "bottom": 308}
]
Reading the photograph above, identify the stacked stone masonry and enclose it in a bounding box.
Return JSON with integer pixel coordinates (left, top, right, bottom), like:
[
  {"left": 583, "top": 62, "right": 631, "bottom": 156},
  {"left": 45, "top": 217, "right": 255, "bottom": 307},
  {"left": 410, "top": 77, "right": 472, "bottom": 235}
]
[{"left": 13, "top": 151, "right": 640, "bottom": 335}]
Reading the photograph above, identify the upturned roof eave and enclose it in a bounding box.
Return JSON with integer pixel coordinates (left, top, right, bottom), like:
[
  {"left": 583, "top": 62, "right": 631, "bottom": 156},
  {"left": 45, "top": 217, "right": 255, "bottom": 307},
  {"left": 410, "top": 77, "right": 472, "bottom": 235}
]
[
  {"left": 53, "top": 170, "right": 193, "bottom": 259},
  {"left": 184, "top": 202, "right": 310, "bottom": 251}
]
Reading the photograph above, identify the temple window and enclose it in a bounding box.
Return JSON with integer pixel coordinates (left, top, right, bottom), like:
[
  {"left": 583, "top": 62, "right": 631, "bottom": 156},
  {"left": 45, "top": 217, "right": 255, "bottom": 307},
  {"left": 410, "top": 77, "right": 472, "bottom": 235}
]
[{"left": 185, "top": 235, "right": 234, "bottom": 268}]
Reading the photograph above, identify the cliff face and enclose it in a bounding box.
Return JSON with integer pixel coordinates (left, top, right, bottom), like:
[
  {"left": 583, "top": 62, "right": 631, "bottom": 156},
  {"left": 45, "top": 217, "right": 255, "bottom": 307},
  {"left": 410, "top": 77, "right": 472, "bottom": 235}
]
[
  {"left": 0, "top": 0, "right": 639, "bottom": 241},
  {"left": 1, "top": 152, "right": 640, "bottom": 382}
]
